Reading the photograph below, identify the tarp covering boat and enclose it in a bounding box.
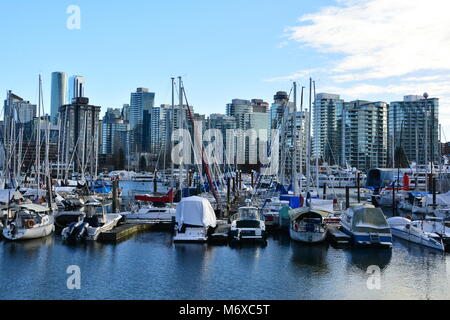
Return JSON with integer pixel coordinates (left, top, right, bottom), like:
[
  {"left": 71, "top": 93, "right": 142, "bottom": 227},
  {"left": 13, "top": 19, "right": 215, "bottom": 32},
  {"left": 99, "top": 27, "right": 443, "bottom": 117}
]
[
  {"left": 350, "top": 206, "right": 390, "bottom": 232},
  {"left": 288, "top": 207, "right": 329, "bottom": 221},
  {"left": 175, "top": 196, "right": 217, "bottom": 229}
]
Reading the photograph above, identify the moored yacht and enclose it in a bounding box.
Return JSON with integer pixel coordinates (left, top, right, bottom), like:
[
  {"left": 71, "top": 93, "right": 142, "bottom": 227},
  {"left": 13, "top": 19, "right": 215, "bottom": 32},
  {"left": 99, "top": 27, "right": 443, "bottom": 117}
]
[
  {"left": 340, "top": 204, "right": 392, "bottom": 247},
  {"left": 288, "top": 207, "right": 329, "bottom": 243},
  {"left": 2, "top": 203, "right": 54, "bottom": 241},
  {"left": 173, "top": 196, "right": 217, "bottom": 243},
  {"left": 62, "top": 202, "right": 122, "bottom": 242},
  {"left": 387, "top": 216, "right": 445, "bottom": 251},
  {"left": 229, "top": 202, "right": 266, "bottom": 243}
]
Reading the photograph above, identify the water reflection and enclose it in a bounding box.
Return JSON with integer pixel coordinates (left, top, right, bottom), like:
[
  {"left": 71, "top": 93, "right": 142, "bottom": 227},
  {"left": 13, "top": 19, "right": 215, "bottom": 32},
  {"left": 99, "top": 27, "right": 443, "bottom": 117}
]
[
  {"left": 346, "top": 247, "right": 392, "bottom": 272},
  {"left": 290, "top": 242, "right": 329, "bottom": 269}
]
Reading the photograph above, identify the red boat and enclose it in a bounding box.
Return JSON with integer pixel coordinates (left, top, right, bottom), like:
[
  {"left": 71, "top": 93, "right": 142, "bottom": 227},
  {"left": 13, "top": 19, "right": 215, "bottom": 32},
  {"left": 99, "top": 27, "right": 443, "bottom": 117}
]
[{"left": 135, "top": 188, "right": 174, "bottom": 203}]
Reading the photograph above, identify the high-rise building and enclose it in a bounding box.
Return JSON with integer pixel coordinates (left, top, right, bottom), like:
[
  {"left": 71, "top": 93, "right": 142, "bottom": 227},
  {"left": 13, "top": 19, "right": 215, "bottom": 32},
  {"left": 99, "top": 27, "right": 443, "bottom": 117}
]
[
  {"left": 389, "top": 95, "right": 439, "bottom": 165},
  {"left": 129, "top": 88, "right": 155, "bottom": 152},
  {"left": 313, "top": 93, "right": 344, "bottom": 165},
  {"left": 69, "top": 76, "right": 85, "bottom": 102},
  {"left": 59, "top": 97, "right": 101, "bottom": 175},
  {"left": 101, "top": 108, "right": 130, "bottom": 156},
  {"left": 226, "top": 98, "right": 269, "bottom": 166},
  {"left": 50, "top": 72, "right": 67, "bottom": 124},
  {"left": 341, "top": 100, "right": 388, "bottom": 170},
  {"left": 269, "top": 91, "right": 295, "bottom": 132}
]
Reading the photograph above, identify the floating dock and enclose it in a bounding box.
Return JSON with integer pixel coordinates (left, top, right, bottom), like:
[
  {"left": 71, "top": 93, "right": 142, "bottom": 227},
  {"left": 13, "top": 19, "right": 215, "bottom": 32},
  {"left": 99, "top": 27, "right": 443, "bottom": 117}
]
[
  {"left": 209, "top": 221, "right": 231, "bottom": 245},
  {"left": 327, "top": 226, "right": 351, "bottom": 245},
  {"left": 99, "top": 223, "right": 173, "bottom": 243}
]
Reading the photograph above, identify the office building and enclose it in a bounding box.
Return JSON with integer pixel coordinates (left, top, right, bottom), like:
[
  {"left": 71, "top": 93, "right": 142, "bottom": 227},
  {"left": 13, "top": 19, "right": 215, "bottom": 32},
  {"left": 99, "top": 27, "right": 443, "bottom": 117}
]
[
  {"left": 59, "top": 97, "right": 101, "bottom": 175},
  {"left": 50, "top": 72, "right": 67, "bottom": 124},
  {"left": 389, "top": 95, "right": 439, "bottom": 165}
]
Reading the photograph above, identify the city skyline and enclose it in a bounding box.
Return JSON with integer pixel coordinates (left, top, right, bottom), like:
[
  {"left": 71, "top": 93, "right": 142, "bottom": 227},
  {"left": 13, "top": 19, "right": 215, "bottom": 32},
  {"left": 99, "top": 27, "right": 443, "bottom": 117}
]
[{"left": 1, "top": 0, "right": 449, "bottom": 136}]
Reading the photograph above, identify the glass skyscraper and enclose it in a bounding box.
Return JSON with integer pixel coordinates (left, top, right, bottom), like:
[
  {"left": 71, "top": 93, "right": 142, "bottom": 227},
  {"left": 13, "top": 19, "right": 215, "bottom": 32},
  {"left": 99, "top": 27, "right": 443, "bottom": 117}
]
[{"left": 50, "top": 72, "right": 67, "bottom": 125}]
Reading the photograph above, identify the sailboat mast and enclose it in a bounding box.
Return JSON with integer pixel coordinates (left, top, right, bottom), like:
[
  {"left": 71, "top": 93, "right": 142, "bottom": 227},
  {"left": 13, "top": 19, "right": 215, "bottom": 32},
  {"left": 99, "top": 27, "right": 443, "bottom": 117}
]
[
  {"left": 170, "top": 77, "right": 175, "bottom": 195},
  {"left": 299, "top": 86, "right": 304, "bottom": 194},
  {"left": 178, "top": 76, "right": 183, "bottom": 199},
  {"left": 313, "top": 80, "right": 319, "bottom": 192},
  {"left": 37, "top": 75, "right": 42, "bottom": 198},
  {"left": 306, "top": 78, "right": 312, "bottom": 195},
  {"left": 293, "top": 82, "right": 299, "bottom": 196}
]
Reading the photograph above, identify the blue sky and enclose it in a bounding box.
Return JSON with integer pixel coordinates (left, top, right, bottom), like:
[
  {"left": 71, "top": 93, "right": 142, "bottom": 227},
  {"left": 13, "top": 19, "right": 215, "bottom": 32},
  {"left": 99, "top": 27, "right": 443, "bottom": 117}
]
[{"left": 1, "top": 0, "right": 450, "bottom": 138}]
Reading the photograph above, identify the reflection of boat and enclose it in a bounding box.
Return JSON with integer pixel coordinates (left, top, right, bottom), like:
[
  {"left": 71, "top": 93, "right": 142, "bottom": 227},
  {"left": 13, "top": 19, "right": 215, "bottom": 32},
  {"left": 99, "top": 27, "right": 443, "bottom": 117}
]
[
  {"left": 387, "top": 217, "right": 444, "bottom": 251},
  {"left": 229, "top": 203, "right": 266, "bottom": 243},
  {"left": 2, "top": 204, "right": 54, "bottom": 241},
  {"left": 347, "top": 247, "right": 392, "bottom": 271},
  {"left": 288, "top": 207, "right": 329, "bottom": 243},
  {"left": 290, "top": 242, "right": 329, "bottom": 267},
  {"left": 340, "top": 204, "right": 392, "bottom": 247},
  {"left": 173, "top": 197, "right": 217, "bottom": 243}
]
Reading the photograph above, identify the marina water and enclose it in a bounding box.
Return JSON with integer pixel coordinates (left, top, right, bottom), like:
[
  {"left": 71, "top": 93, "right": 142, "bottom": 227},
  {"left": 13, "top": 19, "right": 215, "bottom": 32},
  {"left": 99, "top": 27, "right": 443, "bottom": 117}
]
[{"left": 1, "top": 182, "right": 449, "bottom": 300}]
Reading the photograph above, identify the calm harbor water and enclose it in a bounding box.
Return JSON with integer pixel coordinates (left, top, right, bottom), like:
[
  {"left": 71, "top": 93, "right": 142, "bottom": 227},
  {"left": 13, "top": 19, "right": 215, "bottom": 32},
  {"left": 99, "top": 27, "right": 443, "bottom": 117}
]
[{"left": 0, "top": 182, "right": 449, "bottom": 300}]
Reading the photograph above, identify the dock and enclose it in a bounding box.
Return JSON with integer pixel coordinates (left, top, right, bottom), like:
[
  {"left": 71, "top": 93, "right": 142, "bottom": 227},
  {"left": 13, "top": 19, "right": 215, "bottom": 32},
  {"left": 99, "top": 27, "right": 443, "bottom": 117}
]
[
  {"left": 209, "top": 220, "right": 231, "bottom": 245},
  {"left": 99, "top": 223, "right": 173, "bottom": 243},
  {"left": 327, "top": 226, "right": 351, "bottom": 245}
]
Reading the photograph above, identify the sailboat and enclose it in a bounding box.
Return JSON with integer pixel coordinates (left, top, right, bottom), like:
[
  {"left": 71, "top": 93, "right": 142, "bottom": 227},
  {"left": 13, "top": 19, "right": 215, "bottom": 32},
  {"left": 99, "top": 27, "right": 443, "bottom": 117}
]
[
  {"left": 2, "top": 75, "right": 55, "bottom": 240},
  {"left": 288, "top": 206, "right": 329, "bottom": 243}
]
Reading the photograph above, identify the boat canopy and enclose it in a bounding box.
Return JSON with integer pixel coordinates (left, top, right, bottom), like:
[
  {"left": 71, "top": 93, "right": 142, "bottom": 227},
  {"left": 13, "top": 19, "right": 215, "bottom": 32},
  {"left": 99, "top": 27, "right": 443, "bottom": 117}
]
[
  {"left": 175, "top": 196, "right": 217, "bottom": 229},
  {"left": 20, "top": 203, "right": 50, "bottom": 213},
  {"left": 351, "top": 206, "right": 390, "bottom": 232},
  {"left": 288, "top": 207, "right": 329, "bottom": 221}
]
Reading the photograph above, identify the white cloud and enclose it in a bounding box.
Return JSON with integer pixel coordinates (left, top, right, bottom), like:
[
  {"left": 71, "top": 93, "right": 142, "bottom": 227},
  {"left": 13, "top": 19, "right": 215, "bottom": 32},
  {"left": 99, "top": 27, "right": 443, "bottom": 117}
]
[
  {"left": 286, "top": 0, "right": 450, "bottom": 81},
  {"left": 272, "top": 0, "right": 450, "bottom": 139},
  {"left": 263, "top": 70, "right": 310, "bottom": 82}
]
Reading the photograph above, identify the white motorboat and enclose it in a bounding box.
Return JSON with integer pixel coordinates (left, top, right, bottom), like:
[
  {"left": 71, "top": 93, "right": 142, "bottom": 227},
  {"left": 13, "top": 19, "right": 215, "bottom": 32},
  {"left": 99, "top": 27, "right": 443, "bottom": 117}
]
[
  {"left": 229, "top": 202, "right": 266, "bottom": 243},
  {"left": 121, "top": 204, "right": 176, "bottom": 224},
  {"left": 387, "top": 216, "right": 445, "bottom": 251},
  {"left": 340, "top": 204, "right": 393, "bottom": 247},
  {"left": 288, "top": 207, "right": 329, "bottom": 243},
  {"left": 62, "top": 202, "right": 122, "bottom": 241},
  {"left": 2, "top": 203, "right": 54, "bottom": 241},
  {"left": 173, "top": 196, "right": 217, "bottom": 243}
]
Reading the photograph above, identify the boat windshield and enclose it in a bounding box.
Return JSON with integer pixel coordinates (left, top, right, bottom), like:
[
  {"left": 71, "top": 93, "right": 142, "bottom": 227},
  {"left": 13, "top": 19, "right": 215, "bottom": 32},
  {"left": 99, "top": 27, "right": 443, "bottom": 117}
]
[{"left": 238, "top": 207, "right": 259, "bottom": 220}]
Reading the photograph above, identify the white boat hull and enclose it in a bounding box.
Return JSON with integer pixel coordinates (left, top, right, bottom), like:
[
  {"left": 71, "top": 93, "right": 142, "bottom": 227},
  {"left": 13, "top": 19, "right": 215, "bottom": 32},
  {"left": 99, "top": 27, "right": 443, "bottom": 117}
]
[
  {"left": 3, "top": 219, "right": 55, "bottom": 241},
  {"left": 289, "top": 228, "right": 327, "bottom": 243},
  {"left": 86, "top": 214, "right": 122, "bottom": 241},
  {"left": 391, "top": 226, "right": 444, "bottom": 251},
  {"left": 173, "top": 227, "right": 208, "bottom": 242}
]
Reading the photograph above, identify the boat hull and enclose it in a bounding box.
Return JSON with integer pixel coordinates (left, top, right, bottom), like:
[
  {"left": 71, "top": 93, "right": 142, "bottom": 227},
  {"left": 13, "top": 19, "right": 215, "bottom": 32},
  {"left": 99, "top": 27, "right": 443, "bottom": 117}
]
[
  {"left": 173, "top": 227, "right": 209, "bottom": 243},
  {"left": 289, "top": 228, "right": 327, "bottom": 243},
  {"left": 3, "top": 222, "right": 55, "bottom": 241},
  {"left": 391, "top": 227, "right": 444, "bottom": 251}
]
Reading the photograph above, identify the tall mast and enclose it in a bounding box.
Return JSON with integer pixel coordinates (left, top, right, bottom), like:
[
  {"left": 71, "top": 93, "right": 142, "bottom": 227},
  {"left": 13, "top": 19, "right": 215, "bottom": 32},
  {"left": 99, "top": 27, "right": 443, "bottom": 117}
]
[
  {"left": 170, "top": 77, "right": 175, "bottom": 195},
  {"left": 299, "top": 86, "right": 304, "bottom": 194},
  {"left": 37, "top": 75, "right": 42, "bottom": 198},
  {"left": 313, "top": 80, "right": 319, "bottom": 191},
  {"left": 293, "top": 82, "right": 299, "bottom": 196},
  {"left": 424, "top": 96, "right": 428, "bottom": 194},
  {"left": 178, "top": 76, "right": 183, "bottom": 198},
  {"left": 306, "top": 78, "right": 312, "bottom": 195}
]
